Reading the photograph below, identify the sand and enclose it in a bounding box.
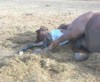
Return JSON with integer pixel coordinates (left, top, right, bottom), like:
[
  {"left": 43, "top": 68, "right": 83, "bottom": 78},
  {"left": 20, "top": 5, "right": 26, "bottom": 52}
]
[{"left": 0, "top": 0, "right": 100, "bottom": 82}]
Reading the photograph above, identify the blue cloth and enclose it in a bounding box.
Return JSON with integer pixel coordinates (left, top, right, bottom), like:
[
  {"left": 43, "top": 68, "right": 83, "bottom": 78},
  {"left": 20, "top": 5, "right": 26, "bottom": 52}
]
[{"left": 50, "top": 29, "right": 69, "bottom": 45}]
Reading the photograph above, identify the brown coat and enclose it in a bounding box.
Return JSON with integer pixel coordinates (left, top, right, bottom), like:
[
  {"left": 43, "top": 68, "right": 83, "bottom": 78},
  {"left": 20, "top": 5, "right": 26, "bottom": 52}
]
[{"left": 48, "top": 11, "right": 100, "bottom": 52}]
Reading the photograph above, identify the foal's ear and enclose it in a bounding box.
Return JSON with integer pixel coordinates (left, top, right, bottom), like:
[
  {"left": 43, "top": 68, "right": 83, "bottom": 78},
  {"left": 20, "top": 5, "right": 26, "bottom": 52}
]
[
  {"left": 35, "top": 26, "right": 48, "bottom": 34},
  {"left": 40, "top": 26, "right": 48, "bottom": 31}
]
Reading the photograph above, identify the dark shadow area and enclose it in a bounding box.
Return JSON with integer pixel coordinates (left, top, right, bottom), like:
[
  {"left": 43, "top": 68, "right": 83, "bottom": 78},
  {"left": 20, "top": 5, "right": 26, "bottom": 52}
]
[
  {"left": 0, "top": 55, "right": 14, "bottom": 68},
  {"left": 8, "top": 31, "right": 36, "bottom": 44},
  {"left": 7, "top": 31, "right": 36, "bottom": 53}
]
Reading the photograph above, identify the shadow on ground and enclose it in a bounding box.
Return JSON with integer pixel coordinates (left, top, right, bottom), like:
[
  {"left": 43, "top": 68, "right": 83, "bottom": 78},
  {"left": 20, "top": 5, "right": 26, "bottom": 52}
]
[{"left": 7, "top": 31, "right": 36, "bottom": 53}]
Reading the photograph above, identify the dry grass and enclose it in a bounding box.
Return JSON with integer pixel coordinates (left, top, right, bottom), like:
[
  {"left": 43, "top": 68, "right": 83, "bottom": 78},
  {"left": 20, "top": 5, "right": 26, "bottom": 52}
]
[
  {"left": 0, "top": 50, "right": 100, "bottom": 82},
  {"left": 0, "top": 9, "right": 100, "bottom": 82}
]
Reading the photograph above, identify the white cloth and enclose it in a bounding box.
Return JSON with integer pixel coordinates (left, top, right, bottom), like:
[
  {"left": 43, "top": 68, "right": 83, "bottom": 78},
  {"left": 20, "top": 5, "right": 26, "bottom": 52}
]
[{"left": 50, "top": 29, "right": 69, "bottom": 45}]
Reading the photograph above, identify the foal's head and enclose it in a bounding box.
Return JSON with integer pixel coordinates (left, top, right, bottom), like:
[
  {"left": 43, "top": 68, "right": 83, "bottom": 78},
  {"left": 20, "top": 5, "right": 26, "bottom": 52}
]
[{"left": 35, "top": 26, "right": 49, "bottom": 43}]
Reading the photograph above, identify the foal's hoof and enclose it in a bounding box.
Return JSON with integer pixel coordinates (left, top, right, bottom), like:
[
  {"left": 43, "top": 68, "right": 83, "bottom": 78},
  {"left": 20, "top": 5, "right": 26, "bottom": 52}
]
[{"left": 74, "top": 53, "right": 89, "bottom": 61}]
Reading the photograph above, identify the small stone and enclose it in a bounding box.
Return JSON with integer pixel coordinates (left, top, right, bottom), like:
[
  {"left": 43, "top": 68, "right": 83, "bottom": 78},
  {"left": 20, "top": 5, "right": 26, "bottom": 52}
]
[
  {"left": 19, "top": 51, "right": 24, "bottom": 55},
  {"left": 33, "top": 48, "right": 42, "bottom": 54},
  {"left": 74, "top": 52, "right": 89, "bottom": 61}
]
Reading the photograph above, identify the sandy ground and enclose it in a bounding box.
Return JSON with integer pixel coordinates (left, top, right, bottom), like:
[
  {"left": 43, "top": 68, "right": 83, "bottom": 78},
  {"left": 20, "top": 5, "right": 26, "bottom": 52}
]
[{"left": 0, "top": 0, "right": 100, "bottom": 82}]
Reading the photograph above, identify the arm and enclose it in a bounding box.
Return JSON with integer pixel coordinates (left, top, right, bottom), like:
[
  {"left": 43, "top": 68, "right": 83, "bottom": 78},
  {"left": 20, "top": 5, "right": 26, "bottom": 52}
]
[
  {"left": 20, "top": 41, "right": 44, "bottom": 52},
  {"left": 48, "top": 29, "right": 76, "bottom": 51}
]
